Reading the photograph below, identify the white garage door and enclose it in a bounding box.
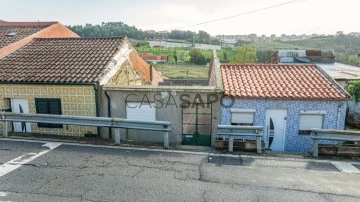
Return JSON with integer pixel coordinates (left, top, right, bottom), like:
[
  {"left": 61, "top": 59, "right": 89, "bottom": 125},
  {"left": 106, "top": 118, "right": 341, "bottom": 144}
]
[{"left": 126, "top": 102, "right": 156, "bottom": 121}]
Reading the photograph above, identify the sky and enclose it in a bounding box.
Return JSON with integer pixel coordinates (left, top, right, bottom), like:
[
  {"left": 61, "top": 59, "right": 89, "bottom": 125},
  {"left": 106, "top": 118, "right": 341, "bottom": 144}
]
[{"left": 1, "top": 0, "right": 360, "bottom": 36}]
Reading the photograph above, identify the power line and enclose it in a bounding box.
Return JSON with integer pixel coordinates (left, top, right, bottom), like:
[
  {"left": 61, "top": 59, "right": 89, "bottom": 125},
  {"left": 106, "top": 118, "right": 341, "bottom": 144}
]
[
  {"left": 307, "top": 8, "right": 358, "bottom": 33},
  {"left": 168, "top": 0, "right": 308, "bottom": 31}
]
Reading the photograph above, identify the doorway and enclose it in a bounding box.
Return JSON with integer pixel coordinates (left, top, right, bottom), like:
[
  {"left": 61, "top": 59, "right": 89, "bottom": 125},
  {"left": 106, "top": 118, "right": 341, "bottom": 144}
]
[
  {"left": 182, "top": 103, "right": 212, "bottom": 146},
  {"left": 11, "top": 99, "right": 31, "bottom": 132},
  {"left": 265, "top": 109, "right": 287, "bottom": 151}
]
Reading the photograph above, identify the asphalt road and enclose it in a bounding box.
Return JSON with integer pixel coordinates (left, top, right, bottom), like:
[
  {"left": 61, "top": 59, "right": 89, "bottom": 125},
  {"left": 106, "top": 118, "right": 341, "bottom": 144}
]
[{"left": 0, "top": 139, "right": 359, "bottom": 202}]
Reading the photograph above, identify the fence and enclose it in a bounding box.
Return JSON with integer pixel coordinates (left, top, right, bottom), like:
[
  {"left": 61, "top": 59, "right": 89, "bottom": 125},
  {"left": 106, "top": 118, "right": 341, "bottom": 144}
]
[
  {"left": 217, "top": 125, "right": 263, "bottom": 153},
  {"left": 0, "top": 112, "right": 171, "bottom": 149},
  {"left": 310, "top": 129, "right": 360, "bottom": 157}
]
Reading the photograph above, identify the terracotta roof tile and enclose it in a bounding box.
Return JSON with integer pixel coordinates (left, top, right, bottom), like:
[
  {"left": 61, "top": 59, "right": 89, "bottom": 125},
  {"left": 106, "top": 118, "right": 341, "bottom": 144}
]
[
  {"left": 221, "top": 64, "right": 349, "bottom": 100},
  {"left": 0, "top": 21, "right": 60, "bottom": 48},
  {"left": 0, "top": 37, "right": 125, "bottom": 83},
  {"left": 0, "top": 26, "right": 49, "bottom": 48}
]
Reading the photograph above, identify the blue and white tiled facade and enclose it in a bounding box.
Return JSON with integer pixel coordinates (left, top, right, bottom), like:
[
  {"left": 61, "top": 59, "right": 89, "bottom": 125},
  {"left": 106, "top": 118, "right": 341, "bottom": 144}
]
[{"left": 221, "top": 98, "right": 347, "bottom": 152}]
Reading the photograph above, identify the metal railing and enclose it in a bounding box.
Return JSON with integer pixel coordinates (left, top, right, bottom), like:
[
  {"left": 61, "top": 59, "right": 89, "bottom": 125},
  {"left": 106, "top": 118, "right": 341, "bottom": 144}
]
[
  {"left": 310, "top": 129, "right": 360, "bottom": 157},
  {"left": 217, "top": 125, "right": 263, "bottom": 154},
  {"left": 0, "top": 112, "right": 171, "bottom": 149}
]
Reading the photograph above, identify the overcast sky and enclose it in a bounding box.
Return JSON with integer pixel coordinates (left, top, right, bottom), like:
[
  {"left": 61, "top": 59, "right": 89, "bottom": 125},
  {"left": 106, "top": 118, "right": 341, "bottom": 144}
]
[{"left": 1, "top": 0, "right": 359, "bottom": 36}]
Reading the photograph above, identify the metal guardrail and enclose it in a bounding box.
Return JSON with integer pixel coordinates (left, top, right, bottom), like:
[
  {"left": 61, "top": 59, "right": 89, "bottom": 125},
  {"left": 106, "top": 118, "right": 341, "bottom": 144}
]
[
  {"left": 0, "top": 112, "right": 171, "bottom": 149},
  {"left": 310, "top": 129, "right": 360, "bottom": 157},
  {"left": 217, "top": 125, "right": 263, "bottom": 154}
]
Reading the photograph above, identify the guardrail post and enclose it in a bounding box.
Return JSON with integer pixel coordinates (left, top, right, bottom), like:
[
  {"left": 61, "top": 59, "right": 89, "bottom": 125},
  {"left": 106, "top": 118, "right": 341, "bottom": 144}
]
[
  {"left": 311, "top": 132, "right": 319, "bottom": 157},
  {"left": 313, "top": 139, "right": 319, "bottom": 157},
  {"left": 114, "top": 128, "right": 120, "bottom": 145},
  {"left": 228, "top": 136, "right": 234, "bottom": 152},
  {"left": 256, "top": 133, "right": 262, "bottom": 154},
  {"left": 164, "top": 132, "right": 169, "bottom": 149},
  {"left": 2, "top": 121, "right": 8, "bottom": 138}
]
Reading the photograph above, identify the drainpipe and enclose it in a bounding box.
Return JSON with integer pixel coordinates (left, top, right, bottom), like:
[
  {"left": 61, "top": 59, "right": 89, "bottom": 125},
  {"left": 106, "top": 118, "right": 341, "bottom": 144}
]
[
  {"left": 94, "top": 83, "right": 101, "bottom": 138},
  {"left": 150, "top": 65, "right": 153, "bottom": 83},
  {"left": 105, "top": 90, "right": 112, "bottom": 139},
  {"left": 336, "top": 103, "right": 343, "bottom": 129}
]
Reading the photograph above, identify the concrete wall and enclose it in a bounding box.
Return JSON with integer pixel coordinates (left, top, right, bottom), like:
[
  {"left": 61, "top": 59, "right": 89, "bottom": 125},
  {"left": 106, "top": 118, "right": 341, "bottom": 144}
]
[
  {"left": 100, "top": 87, "right": 221, "bottom": 146},
  {"left": 221, "top": 98, "right": 347, "bottom": 152},
  {"left": 0, "top": 84, "right": 97, "bottom": 136}
]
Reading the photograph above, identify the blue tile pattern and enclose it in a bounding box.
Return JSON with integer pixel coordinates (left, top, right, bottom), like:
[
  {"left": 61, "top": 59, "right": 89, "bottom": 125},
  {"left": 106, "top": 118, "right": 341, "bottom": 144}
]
[{"left": 221, "top": 98, "right": 347, "bottom": 152}]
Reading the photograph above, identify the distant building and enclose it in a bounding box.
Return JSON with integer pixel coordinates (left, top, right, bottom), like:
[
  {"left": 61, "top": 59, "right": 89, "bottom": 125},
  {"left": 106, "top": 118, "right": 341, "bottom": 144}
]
[
  {"left": 270, "top": 34, "right": 276, "bottom": 41},
  {"left": 336, "top": 31, "right": 344, "bottom": 36},
  {"left": 349, "top": 32, "right": 360, "bottom": 37},
  {"left": 145, "top": 30, "right": 156, "bottom": 34},
  {"left": 141, "top": 53, "right": 168, "bottom": 64}
]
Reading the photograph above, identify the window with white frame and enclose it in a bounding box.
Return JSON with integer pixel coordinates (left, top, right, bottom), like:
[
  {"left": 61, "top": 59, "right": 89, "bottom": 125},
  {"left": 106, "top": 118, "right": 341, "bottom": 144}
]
[
  {"left": 231, "top": 109, "right": 256, "bottom": 126},
  {"left": 299, "top": 110, "right": 325, "bottom": 135}
]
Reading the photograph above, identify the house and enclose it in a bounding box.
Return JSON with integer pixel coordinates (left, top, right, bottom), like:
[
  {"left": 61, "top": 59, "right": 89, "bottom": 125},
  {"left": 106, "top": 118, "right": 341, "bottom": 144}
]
[
  {"left": 0, "top": 36, "right": 163, "bottom": 136},
  {"left": 220, "top": 64, "right": 350, "bottom": 152},
  {"left": 266, "top": 49, "right": 360, "bottom": 129},
  {"left": 0, "top": 20, "right": 79, "bottom": 58}
]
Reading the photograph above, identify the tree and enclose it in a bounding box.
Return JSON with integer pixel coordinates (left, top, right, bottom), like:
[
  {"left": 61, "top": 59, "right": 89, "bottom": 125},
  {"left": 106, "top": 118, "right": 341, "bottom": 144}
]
[
  {"left": 347, "top": 81, "right": 360, "bottom": 102},
  {"left": 197, "top": 30, "right": 211, "bottom": 44},
  {"left": 231, "top": 45, "right": 257, "bottom": 63}
]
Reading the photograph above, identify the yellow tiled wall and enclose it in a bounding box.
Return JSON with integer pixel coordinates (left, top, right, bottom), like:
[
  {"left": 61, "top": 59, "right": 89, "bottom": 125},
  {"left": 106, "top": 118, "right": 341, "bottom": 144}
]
[{"left": 0, "top": 84, "right": 97, "bottom": 136}]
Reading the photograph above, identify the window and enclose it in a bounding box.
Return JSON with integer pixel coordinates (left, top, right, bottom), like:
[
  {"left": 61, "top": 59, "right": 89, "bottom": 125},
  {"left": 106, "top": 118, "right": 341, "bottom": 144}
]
[
  {"left": 231, "top": 109, "right": 255, "bottom": 126},
  {"left": 35, "top": 98, "right": 62, "bottom": 128},
  {"left": 1, "top": 98, "right": 11, "bottom": 112},
  {"left": 299, "top": 110, "right": 325, "bottom": 135}
]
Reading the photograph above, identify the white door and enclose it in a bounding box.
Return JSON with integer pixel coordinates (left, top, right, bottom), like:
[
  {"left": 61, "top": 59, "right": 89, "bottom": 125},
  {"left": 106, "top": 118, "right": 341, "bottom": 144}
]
[
  {"left": 126, "top": 102, "right": 156, "bottom": 121},
  {"left": 11, "top": 99, "right": 31, "bottom": 132},
  {"left": 265, "top": 109, "right": 287, "bottom": 151}
]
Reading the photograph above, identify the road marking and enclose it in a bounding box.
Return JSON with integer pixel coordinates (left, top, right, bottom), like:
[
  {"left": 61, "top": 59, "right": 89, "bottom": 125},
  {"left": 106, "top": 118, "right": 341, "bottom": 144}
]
[
  {"left": 0, "top": 142, "right": 61, "bottom": 178},
  {"left": 331, "top": 162, "right": 360, "bottom": 174}
]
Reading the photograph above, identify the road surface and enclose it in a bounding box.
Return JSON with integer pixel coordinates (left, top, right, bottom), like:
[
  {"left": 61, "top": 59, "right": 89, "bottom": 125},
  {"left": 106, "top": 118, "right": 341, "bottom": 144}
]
[{"left": 0, "top": 139, "right": 359, "bottom": 201}]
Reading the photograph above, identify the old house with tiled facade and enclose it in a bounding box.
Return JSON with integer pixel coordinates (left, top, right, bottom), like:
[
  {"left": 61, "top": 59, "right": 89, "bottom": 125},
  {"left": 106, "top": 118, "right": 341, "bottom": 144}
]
[
  {"left": 220, "top": 64, "right": 350, "bottom": 152},
  {"left": 0, "top": 36, "right": 163, "bottom": 136},
  {"left": 0, "top": 20, "right": 79, "bottom": 58}
]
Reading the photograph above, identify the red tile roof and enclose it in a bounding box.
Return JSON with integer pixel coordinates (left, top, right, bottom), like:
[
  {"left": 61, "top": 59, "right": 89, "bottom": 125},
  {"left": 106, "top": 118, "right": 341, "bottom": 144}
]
[
  {"left": 0, "top": 21, "right": 59, "bottom": 49},
  {"left": 0, "top": 21, "right": 58, "bottom": 27},
  {"left": 0, "top": 37, "right": 125, "bottom": 83},
  {"left": 141, "top": 53, "right": 168, "bottom": 61},
  {"left": 221, "top": 64, "right": 349, "bottom": 100}
]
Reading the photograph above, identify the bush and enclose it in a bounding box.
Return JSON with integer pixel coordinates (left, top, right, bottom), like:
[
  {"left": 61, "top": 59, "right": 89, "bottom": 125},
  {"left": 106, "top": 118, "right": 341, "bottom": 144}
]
[{"left": 189, "top": 49, "right": 207, "bottom": 65}]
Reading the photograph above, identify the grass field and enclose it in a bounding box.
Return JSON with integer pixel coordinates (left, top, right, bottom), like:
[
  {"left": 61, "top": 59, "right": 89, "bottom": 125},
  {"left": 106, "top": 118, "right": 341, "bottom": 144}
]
[{"left": 154, "top": 63, "right": 209, "bottom": 79}]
